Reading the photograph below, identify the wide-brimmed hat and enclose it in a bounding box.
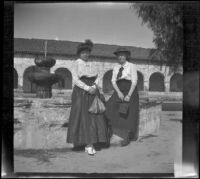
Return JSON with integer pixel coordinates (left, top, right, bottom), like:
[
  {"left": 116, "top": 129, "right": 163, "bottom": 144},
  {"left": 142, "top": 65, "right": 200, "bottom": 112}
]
[
  {"left": 113, "top": 47, "right": 131, "bottom": 56},
  {"left": 77, "top": 39, "right": 94, "bottom": 55}
]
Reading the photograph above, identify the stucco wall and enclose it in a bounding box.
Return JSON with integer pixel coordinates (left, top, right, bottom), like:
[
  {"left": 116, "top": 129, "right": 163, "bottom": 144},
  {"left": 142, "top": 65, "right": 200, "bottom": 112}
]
[{"left": 14, "top": 55, "right": 183, "bottom": 93}]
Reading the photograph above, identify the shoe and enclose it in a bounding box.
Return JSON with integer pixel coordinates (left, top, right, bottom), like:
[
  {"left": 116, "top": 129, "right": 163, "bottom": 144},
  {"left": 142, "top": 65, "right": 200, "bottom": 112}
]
[
  {"left": 129, "top": 131, "right": 138, "bottom": 141},
  {"left": 120, "top": 139, "right": 130, "bottom": 147},
  {"left": 121, "top": 132, "right": 131, "bottom": 147},
  {"left": 92, "top": 148, "right": 96, "bottom": 154},
  {"left": 85, "top": 146, "right": 95, "bottom": 155}
]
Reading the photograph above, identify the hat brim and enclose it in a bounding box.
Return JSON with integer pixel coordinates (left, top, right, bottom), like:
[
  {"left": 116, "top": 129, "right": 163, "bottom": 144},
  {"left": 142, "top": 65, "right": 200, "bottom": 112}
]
[{"left": 113, "top": 50, "right": 131, "bottom": 56}]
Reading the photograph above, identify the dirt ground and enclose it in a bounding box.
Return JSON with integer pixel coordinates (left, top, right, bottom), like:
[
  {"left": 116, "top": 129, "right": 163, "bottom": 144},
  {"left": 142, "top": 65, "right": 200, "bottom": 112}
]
[{"left": 14, "top": 111, "right": 182, "bottom": 175}]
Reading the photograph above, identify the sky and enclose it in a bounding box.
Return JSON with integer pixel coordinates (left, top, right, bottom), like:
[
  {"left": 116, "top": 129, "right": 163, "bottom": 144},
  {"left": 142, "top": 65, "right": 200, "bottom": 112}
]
[{"left": 14, "top": 2, "right": 155, "bottom": 48}]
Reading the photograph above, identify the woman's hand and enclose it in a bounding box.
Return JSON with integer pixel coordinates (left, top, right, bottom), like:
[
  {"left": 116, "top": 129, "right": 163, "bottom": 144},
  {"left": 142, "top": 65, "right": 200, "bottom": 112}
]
[
  {"left": 117, "top": 91, "right": 124, "bottom": 101},
  {"left": 124, "top": 95, "right": 131, "bottom": 102},
  {"left": 88, "top": 86, "right": 96, "bottom": 95}
]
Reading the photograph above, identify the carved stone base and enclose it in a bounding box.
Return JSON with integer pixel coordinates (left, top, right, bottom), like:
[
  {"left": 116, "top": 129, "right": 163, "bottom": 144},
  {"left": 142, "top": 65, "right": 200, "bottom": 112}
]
[{"left": 36, "top": 86, "right": 52, "bottom": 98}]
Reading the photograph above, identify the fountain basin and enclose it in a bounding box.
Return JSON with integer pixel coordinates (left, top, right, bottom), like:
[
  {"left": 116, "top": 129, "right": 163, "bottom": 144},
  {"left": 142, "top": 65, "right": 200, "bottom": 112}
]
[
  {"left": 35, "top": 57, "right": 56, "bottom": 68},
  {"left": 14, "top": 98, "right": 71, "bottom": 149},
  {"left": 28, "top": 72, "right": 61, "bottom": 86},
  {"left": 27, "top": 56, "right": 62, "bottom": 98}
]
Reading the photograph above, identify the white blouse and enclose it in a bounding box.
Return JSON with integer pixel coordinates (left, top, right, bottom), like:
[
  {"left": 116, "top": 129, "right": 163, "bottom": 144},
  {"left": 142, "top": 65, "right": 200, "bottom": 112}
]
[
  {"left": 73, "top": 58, "right": 100, "bottom": 91},
  {"left": 111, "top": 61, "right": 138, "bottom": 87}
]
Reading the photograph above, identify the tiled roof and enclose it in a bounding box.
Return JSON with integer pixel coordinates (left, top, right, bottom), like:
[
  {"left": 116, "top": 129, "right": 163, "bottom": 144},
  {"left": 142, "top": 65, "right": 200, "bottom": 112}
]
[{"left": 14, "top": 38, "right": 155, "bottom": 60}]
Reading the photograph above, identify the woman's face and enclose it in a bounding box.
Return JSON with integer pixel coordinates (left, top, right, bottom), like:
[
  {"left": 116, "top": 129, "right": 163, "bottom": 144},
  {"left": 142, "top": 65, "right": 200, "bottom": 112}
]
[
  {"left": 80, "top": 50, "right": 90, "bottom": 61},
  {"left": 117, "top": 53, "right": 127, "bottom": 65}
]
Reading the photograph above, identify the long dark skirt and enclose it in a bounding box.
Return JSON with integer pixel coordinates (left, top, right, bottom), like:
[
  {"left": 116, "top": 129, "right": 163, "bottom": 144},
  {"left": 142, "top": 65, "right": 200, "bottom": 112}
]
[
  {"left": 105, "top": 79, "right": 139, "bottom": 140},
  {"left": 67, "top": 76, "right": 110, "bottom": 146}
]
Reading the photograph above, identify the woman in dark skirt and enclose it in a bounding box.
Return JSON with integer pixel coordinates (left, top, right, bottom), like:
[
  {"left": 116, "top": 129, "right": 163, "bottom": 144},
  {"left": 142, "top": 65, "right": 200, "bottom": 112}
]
[
  {"left": 105, "top": 47, "right": 139, "bottom": 147},
  {"left": 67, "top": 40, "right": 110, "bottom": 155}
]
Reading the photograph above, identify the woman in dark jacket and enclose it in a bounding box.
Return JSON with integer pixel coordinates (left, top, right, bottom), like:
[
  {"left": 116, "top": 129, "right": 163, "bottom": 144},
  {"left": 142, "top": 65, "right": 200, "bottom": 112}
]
[
  {"left": 67, "top": 40, "right": 110, "bottom": 155},
  {"left": 105, "top": 47, "right": 139, "bottom": 147}
]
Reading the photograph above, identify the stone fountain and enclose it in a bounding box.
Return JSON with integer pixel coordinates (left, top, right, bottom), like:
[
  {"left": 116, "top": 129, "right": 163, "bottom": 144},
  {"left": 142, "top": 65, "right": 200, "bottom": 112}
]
[
  {"left": 28, "top": 41, "right": 61, "bottom": 98},
  {"left": 14, "top": 41, "right": 71, "bottom": 150}
]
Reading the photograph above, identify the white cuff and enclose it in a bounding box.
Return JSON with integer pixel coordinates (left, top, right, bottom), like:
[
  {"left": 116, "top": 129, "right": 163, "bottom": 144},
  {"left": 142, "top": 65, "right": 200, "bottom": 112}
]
[
  {"left": 91, "top": 85, "right": 97, "bottom": 89},
  {"left": 111, "top": 80, "right": 116, "bottom": 85},
  {"left": 84, "top": 85, "right": 90, "bottom": 91}
]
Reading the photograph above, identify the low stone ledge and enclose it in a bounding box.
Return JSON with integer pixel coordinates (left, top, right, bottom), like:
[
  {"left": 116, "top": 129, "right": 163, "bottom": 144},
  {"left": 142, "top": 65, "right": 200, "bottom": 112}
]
[
  {"left": 14, "top": 102, "right": 162, "bottom": 149},
  {"left": 162, "top": 101, "right": 182, "bottom": 111}
]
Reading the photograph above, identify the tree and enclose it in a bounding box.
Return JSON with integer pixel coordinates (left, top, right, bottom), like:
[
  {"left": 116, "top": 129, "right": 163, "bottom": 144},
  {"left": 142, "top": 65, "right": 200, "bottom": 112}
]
[{"left": 130, "top": 3, "right": 183, "bottom": 71}]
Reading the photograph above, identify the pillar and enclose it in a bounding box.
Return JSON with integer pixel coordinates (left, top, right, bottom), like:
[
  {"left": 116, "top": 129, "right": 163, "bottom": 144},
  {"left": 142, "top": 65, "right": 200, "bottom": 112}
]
[
  {"left": 144, "top": 81, "right": 149, "bottom": 91},
  {"left": 18, "top": 75, "right": 23, "bottom": 90},
  {"left": 165, "top": 81, "right": 170, "bottom": 92}
]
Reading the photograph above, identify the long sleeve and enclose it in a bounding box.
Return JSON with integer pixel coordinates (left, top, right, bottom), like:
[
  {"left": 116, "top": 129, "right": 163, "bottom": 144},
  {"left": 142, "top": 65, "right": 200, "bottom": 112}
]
[
  {"left": 93, "top": 67, "right": 100, "bottom": 87},
  {"left": 130, "top": 64, "right": 138, "bottom": 89},
  {"left": 111, "top": 66, "right": 118, "bottom": 85},
  {"left": 73, "top": 60, "right": 90, "bottom": 91},
  {"left": 111, "top": 65, "right": 122, "bottom": 94}
]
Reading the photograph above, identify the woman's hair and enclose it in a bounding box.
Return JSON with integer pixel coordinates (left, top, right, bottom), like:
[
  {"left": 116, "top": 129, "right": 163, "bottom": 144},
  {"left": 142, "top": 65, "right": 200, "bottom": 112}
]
[
  {"left": 77, "top": 39, "right": 94, "bottom": 56},
  {"left": 84, "top": 39, "right": 93, "bottom": 49}
]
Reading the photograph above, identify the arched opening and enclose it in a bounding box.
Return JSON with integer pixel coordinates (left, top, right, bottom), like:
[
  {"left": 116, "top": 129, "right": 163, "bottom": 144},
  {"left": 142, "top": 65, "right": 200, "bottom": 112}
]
[
  {"left": 14, "top": 68, "right": 18, "bottom": 89},
  {"left": 149, "top": 72, "right": 165, "bottom": 92},
  {"left": 23, "top": 66, "right": 39, "bottom": 93},
  {"left": 137, "top": 71, "right": 144, "bottom": 91},
  {"left": 53, "top": 68, "right": 72, "bottom": 89},
  {"left": 170, "top": 73, "right": 183, "bottom": 92},
  {"left": 103, "top": 70, "right": 113, "bottom": 93}
]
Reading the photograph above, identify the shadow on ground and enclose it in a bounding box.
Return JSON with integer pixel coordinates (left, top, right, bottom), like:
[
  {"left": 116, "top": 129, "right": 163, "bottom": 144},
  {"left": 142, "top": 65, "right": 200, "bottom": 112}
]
[
  {"left": 137, "top": 134, "right": 158, "bottom": 143},
  {"left": 14, "top": 148, "right": 72, "bottom": 164}
]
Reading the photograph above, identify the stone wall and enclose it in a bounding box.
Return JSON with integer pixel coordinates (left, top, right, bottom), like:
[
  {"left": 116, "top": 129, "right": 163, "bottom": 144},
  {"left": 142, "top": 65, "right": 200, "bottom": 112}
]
[{"left": 14, "top": 98, "right": 162, "bottom": 149}]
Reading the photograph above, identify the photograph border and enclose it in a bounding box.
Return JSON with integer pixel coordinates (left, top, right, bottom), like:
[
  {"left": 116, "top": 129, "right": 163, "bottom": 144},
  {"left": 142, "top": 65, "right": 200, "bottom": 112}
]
[{"left": 2, "top": 1, "right": 199, "bottom": 178}]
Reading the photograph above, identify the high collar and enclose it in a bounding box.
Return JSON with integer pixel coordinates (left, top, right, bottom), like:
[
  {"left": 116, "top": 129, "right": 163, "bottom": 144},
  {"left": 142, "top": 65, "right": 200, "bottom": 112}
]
[
  {"left": 120, "top": 61, "right": 129, "bottom": 67},
  {"left": 78, "top": 58, "right": 88, "bottom": 62}
]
